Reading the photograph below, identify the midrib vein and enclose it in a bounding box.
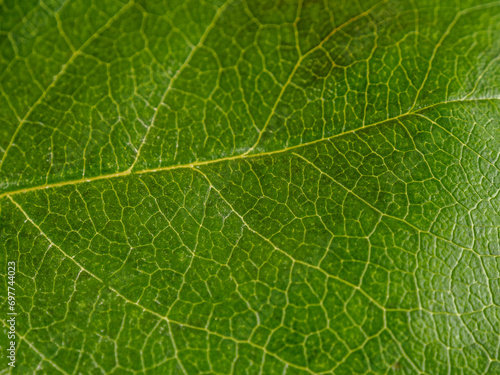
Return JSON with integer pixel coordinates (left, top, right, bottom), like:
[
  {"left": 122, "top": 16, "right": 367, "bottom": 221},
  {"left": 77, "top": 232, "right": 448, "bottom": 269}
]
[{"left": 0, "top": 97, "right": 497, "bottom": 199}]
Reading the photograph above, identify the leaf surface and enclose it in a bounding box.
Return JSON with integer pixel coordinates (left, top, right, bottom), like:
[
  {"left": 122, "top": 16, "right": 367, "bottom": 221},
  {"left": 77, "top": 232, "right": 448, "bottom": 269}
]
[{"left": 0, "top": 0, "right": 499, "bottom": 374}]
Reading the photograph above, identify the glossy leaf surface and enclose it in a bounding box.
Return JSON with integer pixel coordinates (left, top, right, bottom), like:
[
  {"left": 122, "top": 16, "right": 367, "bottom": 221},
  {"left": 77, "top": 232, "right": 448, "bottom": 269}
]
[{"left": 1, "top": 0, "right": 499, "bottom": 373}]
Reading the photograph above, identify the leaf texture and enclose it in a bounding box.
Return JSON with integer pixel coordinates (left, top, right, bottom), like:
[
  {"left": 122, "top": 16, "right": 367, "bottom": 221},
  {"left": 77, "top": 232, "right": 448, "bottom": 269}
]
[{"left": 0, "top": 0, "right": 499, "bottom": 374}]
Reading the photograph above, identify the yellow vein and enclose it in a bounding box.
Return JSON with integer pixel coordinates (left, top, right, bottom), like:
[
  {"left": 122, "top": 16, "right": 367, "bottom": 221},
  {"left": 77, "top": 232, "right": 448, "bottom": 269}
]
[
  {"left": 291, "top": 152, "right": 484, "bottom": 255},
  {"left": 410, "top": 1, "right": 500, "bottom": 111},
  {"left": 128, "top": 0, "right": 234, "bottom": 172},
  {"left": 0, "top": 319, "right": 70, "bottom": 375},
  {"left": 0, "top": 97, "right": 497, "bottom": 199},
  {"left": 7, "top": 195, "right": 319, "bottom": 375},
  {"left": 0, "top": 0, "right": 136, "bottom": 172},
  {"left": 243, "top": 0, "right": 387, "bottom": 155}
]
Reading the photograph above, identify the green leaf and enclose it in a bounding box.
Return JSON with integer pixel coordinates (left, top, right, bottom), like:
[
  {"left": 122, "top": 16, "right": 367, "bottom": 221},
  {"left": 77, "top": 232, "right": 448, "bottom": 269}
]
[{"left": 1, "top": 0, "right": 499, "bottom": 373}]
